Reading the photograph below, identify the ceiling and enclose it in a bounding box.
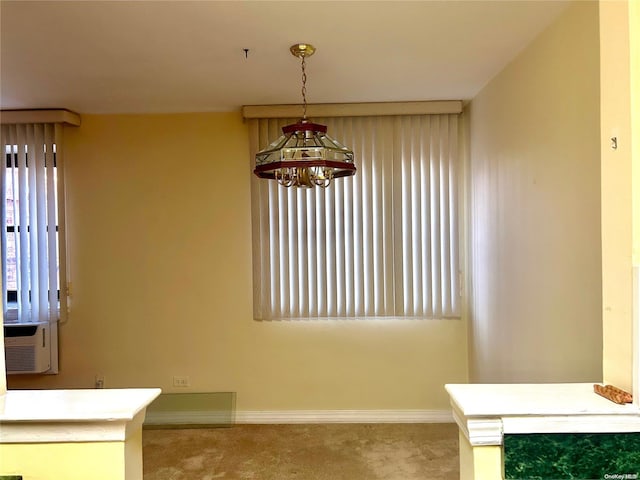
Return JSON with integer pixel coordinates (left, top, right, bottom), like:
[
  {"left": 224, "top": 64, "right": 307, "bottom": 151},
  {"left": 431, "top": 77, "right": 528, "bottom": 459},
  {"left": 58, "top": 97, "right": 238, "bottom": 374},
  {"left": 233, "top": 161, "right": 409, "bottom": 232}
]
[{"left": 0, "top": 0, "right": 570, "bottom": 115}]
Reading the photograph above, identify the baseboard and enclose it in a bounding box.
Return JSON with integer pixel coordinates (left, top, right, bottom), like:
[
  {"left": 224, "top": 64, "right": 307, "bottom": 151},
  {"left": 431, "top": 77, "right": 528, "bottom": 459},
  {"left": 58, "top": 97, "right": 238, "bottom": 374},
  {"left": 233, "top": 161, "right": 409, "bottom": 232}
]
[
  {"left": 144, "top": 406, "right": 454, "bottom": 426},
  {"left": 144, "top": 392, "right": 235, "bottom": 427},
  {"left": 145, "top": 410, "right": 232, "bottom": 427},
  {"left": 234, "top": 409, "right": 454, "bottom": 424}
]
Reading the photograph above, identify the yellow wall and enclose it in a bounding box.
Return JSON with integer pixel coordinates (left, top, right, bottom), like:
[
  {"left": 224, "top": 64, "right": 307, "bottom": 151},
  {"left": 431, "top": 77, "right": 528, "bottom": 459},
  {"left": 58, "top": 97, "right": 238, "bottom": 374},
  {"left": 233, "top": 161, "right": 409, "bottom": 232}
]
[
  {"left": 6, "top": 112, "right": 468, "bottom": 410},
  {"left": 467, "top": 1, "right": 602, "bottom": 382},
  {"left": 1, "top": 442, "right": 127, "bottom": 479},
  {"left": 632, "top": 0, "right": 640, "bottom": 269},
  {"left": 627, "top": 0, "right": 640, "bottom": 405},
  {"left": 600, "top": 0, "right": 634, "bottom": 392},
  {"left": 458, "top": 432, "right": 503, "bottom": 480}
]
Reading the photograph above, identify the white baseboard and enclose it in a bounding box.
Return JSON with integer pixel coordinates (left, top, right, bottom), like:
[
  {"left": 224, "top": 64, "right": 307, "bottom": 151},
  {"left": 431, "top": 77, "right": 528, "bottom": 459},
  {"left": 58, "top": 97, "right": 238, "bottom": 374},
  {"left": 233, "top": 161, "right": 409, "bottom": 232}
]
[
  {"left": 145, "top": 409, "right": 453, "bottom": 426},
  {"left": 234, "top": 409, "right": 454, "bottom": 424},
  {"left": 145, "top": 410, "right": 232, "bottom": 426}
]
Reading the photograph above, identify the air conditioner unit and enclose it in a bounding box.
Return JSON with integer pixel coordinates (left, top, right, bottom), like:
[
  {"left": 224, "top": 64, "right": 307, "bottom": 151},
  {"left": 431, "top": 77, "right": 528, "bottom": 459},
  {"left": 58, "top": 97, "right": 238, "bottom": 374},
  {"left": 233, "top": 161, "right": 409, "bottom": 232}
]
[{"left": 4, "top": 323, "right": 51, "bottom": 374}]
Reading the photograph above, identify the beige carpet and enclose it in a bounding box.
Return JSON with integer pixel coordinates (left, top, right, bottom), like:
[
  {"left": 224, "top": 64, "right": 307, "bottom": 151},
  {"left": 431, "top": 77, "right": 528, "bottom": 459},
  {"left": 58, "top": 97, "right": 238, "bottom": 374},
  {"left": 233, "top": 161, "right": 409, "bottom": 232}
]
[{"left": 143, "top": 423, "right": 459, "bottom": 480}]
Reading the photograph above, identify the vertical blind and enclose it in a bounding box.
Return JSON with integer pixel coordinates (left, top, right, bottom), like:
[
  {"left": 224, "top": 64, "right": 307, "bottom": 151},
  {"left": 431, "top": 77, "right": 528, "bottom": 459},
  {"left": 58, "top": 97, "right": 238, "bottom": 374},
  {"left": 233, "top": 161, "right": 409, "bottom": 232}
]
[
  {"left": 1, "top": 123, "right": 67, "bottom": 324},
  {"left": 249, "top": 114, "right": 460, "bottom": 320}
]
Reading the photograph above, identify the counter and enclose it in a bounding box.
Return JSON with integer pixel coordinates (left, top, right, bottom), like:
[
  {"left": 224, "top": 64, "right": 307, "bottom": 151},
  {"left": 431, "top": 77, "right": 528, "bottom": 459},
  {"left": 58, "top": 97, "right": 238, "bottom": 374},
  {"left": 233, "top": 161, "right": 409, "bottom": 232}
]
[
  {"left": 0, "top": 388, "right": 161, "bottom": 480},
  {"left": 445, "top": 383, "right": 640, "bottom": 479}
]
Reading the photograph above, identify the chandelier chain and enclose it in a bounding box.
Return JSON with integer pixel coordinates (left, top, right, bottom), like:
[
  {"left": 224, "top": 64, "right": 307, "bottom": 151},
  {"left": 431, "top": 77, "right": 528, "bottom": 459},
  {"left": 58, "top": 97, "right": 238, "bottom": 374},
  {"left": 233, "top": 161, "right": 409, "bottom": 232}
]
[{"left": 301, "top": 55, "right": 308, "bottom": 119}]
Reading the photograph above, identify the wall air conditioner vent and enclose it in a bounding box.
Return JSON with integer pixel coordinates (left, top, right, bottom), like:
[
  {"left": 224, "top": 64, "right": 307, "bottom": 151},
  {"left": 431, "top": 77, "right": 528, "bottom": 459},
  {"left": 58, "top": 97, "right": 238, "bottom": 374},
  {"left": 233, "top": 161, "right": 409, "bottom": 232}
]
[{"left": 4, "top": 323, "right": 51, "bottom": 374}]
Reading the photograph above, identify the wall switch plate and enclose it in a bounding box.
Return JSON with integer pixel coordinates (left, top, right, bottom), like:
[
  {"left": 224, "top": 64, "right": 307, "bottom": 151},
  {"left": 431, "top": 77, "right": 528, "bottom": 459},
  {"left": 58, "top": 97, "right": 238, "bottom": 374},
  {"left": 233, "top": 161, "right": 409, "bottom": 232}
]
[{"left": 173, "top": 376, "right": 190, "bottom": 387}]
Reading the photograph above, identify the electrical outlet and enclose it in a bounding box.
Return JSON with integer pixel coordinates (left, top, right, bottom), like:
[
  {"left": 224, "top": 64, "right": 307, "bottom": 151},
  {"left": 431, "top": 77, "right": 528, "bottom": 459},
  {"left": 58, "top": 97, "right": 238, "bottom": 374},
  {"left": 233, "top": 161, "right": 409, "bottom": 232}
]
[
  {"left": 95, "top": 374, "right": 105, "bottom": 389},
  {"left": 173, "top": 376, "right": 190, "bottom": 387}
]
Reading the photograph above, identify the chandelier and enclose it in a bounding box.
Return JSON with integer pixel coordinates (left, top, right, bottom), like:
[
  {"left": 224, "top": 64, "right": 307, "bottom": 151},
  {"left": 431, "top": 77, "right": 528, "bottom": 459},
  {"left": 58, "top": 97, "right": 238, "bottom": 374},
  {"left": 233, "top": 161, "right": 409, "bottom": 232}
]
[{"left": 253, "top": 44, "right": 356, "bottom": 188}]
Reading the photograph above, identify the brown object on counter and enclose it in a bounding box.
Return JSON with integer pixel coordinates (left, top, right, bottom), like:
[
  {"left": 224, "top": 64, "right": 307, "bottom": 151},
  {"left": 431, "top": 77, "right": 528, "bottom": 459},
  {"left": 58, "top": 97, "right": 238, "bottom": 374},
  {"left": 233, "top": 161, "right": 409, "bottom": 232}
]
[{"left": 593, "top": 384, "right": 633, "bottom": 404}]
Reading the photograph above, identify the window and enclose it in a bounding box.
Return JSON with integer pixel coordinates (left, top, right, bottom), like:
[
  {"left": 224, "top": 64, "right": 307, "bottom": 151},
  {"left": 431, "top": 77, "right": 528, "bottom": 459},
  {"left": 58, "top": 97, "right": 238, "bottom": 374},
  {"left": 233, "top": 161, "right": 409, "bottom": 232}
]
[
  {"left": 249, "top": 112, "right": 461, "bottom": 320},
  {"left": 1, "top": 123, "right": 67, "bottom": 326}
]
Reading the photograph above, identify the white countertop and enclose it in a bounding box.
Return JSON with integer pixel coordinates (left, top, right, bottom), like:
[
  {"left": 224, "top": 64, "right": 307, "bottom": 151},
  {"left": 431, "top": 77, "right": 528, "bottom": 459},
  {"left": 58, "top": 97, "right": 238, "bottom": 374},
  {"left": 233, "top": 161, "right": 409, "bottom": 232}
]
[
  {"left": 445, "top": 383, "right": 640, "bottom": 444},
  {"left": 445, "top": 383, "right": 639, "bottom": 417},
  {"left": 0, "top": 388, "right": 161, "bottom": 422},
  {"left": 0, "top": 388, "right": 161, "bottom": 443}
]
